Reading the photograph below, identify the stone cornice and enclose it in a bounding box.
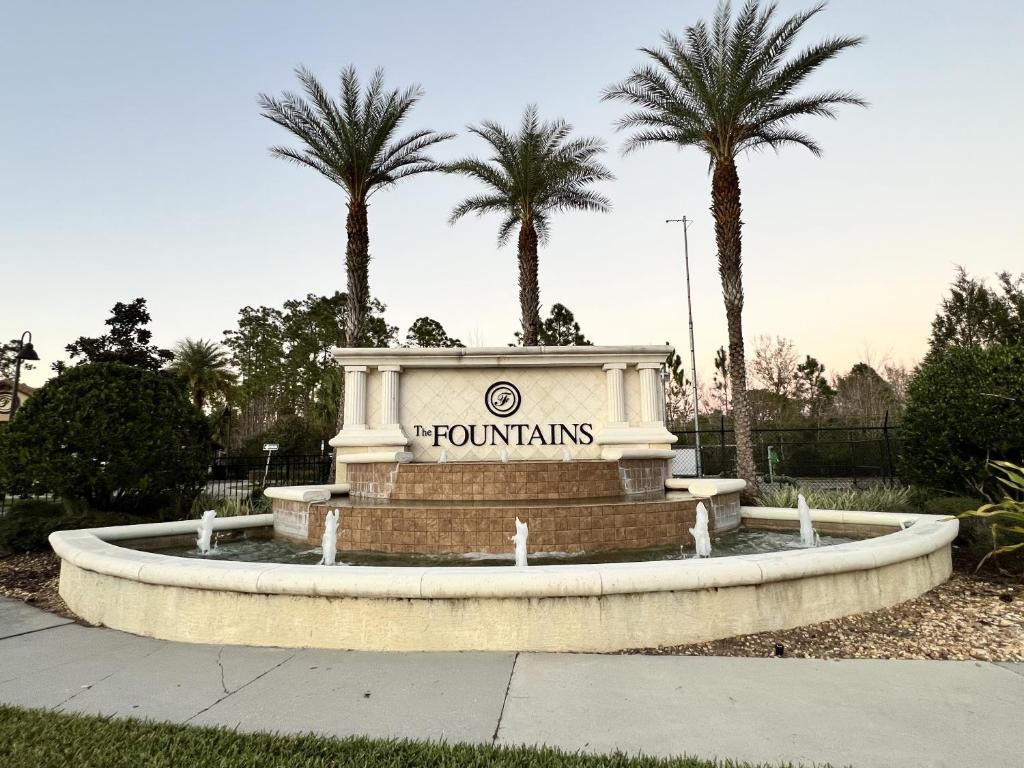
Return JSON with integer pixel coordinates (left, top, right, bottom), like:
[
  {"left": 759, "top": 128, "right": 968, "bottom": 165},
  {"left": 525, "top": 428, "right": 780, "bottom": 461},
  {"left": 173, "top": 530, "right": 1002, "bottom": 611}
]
[{"left": 330, "top": 345, "right": 673, "bottom": 369}]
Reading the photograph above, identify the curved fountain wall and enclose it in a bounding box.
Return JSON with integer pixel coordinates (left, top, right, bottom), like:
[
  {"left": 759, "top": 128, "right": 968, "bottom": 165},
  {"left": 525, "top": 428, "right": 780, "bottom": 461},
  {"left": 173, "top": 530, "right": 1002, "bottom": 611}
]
[{"left": 50, "top": 508, "right": 957, "bottom": 652}]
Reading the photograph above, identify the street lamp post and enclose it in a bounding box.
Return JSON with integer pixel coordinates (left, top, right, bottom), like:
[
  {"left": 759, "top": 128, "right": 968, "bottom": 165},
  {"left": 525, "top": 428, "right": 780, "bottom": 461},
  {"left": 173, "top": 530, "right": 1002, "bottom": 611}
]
[
  {"left": 666, "top": 216, "right": 702, "bottom": 476},
  {"left": 10, "top": 331, "right": 40, "bottom": 419}
]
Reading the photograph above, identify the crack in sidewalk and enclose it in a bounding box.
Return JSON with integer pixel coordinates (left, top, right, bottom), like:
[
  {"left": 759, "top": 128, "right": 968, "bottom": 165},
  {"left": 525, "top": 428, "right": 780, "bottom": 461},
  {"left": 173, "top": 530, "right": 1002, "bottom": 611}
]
[
  {"left": 184, "top": 651, "right": 297, "bottom": 724},
  {"left": 216, "top": 648, "right": 229, "bottom": 695},
  {"left": 491, "top": 652, "right": 519, "bottom": 744}
]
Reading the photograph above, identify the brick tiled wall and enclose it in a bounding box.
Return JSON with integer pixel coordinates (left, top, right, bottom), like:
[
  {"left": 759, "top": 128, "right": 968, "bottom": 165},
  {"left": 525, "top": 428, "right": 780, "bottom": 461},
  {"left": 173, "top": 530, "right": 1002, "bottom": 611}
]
[
  {"left": 349, "top": 459, "right": 668, "bottom": 502},
  {"left": 274, "top": 492, "right": 742, "bottom": 555}
]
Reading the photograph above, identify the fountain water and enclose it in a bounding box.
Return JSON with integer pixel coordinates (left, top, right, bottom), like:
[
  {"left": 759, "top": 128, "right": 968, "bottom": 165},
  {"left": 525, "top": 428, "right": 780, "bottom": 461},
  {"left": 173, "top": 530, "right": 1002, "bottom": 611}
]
[
  {"left": 797, "top": 494, "right": 819, "bottom": 547},
  {"left": 319, "top": 510, "right": 339, "bottom": 566},
  {"left": 561, "top": 446, "right": 572, "bottom": 462},
  {"left": 689, "top": 502, "right": 712, "bottom": 558},
  {"left": 511, "top": 517, "right": 529, "bottom": 567},
  {"left": 196, "top": 510, "right": 216, "bottom": 555},
  {"left": 499, "top": 447, "right": 509, "bottom": 464},
  {"left": 438, "top": 449, "right": 448, "bottom": 464}
]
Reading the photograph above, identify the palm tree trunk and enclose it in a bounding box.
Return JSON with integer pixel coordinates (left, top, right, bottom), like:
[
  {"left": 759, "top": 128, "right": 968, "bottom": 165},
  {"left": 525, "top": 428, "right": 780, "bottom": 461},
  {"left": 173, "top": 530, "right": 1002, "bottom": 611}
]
[
  {"left": 345, "top": 198, "right": 371, "bottom": 348},
  {"left": 518, "top": 221, "right": 541, "bottom": 346},
  {"left": 711, "top": 157, "right": 758, "bottom": 495}
]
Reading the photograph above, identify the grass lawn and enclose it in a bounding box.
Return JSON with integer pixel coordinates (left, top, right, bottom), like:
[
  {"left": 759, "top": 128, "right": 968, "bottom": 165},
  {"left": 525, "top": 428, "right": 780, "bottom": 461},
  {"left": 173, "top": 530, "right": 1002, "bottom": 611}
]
[{"left": 0, "top": 705, "right": 817, "bottom": 768}]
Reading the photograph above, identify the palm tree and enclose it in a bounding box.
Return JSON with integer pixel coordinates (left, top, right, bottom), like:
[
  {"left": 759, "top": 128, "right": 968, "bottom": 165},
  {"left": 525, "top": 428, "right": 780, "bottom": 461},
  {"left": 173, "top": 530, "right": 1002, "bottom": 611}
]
[
  {"left": 259, "top": 67, "right": 454, "bottom": 347},
  {"left": 168, "top": 339, "right": 237, "bottom": 410},
  {"left": 603, "top": 0, "right": 865, "bottom": 490},
  {"left": 447, "top": 106, "right": 612, "bottom": 345}
]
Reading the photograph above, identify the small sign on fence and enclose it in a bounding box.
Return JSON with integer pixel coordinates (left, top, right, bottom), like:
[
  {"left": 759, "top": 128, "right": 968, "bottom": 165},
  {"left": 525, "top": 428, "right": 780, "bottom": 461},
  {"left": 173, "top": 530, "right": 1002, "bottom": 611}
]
[{"left": 262, "top": 443, "right": 279, "bottom": 452}]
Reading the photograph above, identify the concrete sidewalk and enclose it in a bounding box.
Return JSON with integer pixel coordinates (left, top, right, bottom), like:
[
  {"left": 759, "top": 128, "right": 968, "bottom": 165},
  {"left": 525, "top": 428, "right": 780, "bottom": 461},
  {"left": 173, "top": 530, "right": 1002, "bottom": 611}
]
[{"left": 1, "top": 598, "right": 1020, "bottom": 767}]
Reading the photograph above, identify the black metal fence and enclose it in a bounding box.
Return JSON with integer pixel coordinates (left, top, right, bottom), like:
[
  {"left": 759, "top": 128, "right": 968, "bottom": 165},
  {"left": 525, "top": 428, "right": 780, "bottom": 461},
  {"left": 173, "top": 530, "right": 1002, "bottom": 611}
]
[
  {"left": 204, "top": 452, "right": 332, "bottom": 501},
  {"left": 1, "top": 453, "right": 333, "bottom": 516},
  {"left": 672, "top": 419, "right": 898, "bottom": 482}
]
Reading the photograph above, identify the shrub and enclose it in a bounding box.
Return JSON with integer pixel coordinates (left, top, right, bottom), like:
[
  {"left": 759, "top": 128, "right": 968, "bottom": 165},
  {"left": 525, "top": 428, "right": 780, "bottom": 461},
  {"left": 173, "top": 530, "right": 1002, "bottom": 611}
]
[
  {"left": 758, "top": 484, "right": 911, "bottom": 512},
  {"left": 0, "top": 363, "right": 211, "bottom": 516},
  {"left": 0, "top": 500, "right": 144, "bottom": 553},
  {"left": 960, "top": 461, "right": 1024, "bottom": 573},
  {"left": 898, "top": 344, "right": 1024, "bottom": 497},
  {"left": 189, "top": 491, "right": 270, "bottom": 517}
]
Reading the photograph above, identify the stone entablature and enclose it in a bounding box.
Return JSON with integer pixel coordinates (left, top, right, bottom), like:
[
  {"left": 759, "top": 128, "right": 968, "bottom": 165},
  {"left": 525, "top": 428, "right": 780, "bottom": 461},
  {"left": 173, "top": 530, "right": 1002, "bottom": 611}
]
[{"left": 329, "top": 346, "right": 677, "bottom": 476}]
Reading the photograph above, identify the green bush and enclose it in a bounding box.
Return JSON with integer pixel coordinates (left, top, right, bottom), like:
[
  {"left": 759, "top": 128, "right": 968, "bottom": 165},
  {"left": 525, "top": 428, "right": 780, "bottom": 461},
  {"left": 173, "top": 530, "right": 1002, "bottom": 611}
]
[
  {"left": 0, "top": 500, "right": 144, "bottom": 553},
  {"left": 0, "top": 362, "right": 211, "bottom": 516},
  {"left": 960, "top": 461, "right": 1024, "bottom": 573},
  {"left": 759, "top": 484, "right": 911, "bottom": 512},
  {"left": 898, "top": 344, "right": 1024, "bottom": 497}
]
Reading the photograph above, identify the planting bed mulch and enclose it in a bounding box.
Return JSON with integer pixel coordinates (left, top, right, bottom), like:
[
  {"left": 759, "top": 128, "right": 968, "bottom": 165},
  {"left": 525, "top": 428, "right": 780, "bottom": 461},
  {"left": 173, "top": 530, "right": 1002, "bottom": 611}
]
[
  {"left": 2, "top": 552, "right": 1021, "bottom": 661},
  {"left": 625, "top": 564, "right": 1024, "bottom": 661},
  {"left": 0, "top": 551, "right": 72, "bottom": 618}
]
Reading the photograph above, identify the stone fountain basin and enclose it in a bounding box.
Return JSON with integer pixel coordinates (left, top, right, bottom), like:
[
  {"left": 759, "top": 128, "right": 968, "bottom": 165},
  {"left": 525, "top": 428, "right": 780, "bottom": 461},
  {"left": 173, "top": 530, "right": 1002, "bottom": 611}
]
[{"left": 49, "top": 508, "right": 957, "bottom": 652}]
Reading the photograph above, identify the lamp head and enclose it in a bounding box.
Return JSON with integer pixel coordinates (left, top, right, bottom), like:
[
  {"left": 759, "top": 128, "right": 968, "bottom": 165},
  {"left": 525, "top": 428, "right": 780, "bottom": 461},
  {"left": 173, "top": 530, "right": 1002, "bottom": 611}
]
[{"left": 17, "top": 342, "right": 39, "bottom": 362}]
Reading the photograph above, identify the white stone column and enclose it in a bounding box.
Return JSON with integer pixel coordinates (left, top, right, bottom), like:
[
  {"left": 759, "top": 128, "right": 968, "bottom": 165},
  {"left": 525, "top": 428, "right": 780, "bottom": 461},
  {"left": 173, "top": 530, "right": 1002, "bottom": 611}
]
[
  {"left": 603, "top": 363, "right": 627, "bottom": 427},
  {"left": 342, "top": 366, "right": 368, "bottom": 430},
  {"left": 379, "top": 365, "right": 401, "bottom": 429},
  {"left": 637, "top": 363, "right": 663, "bottom": 426}
]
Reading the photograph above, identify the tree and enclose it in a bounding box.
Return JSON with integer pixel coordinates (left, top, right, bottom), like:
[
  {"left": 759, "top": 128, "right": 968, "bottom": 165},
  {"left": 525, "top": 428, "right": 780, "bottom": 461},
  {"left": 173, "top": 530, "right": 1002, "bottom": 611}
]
[
  {"left": 0, "top": 339, "right": 35, "bottom": 380},
  {"left": 794, "top": 355, "right": 834, "bottom": 418},
  {"left": 708, "top": 346, "right": 730, "bottom": 415},
  {"left": 604, "top": 0, "right": 865, "bottom": 489},
  {"left": 447, "top": 106, "right": 612, "bottom": 345},
  {"left": 540, "top": 303, "right": 592, "bottom": 346},
  {"left": 222, "top": 292, "right": 397, "bottom": 449},
  {"left": 930, "top": 267, "right": 1024, "bottom": 354},
  {"left": 259, "top": 66, "right": 453, "bottom": 347},
  {"left": 899, "top": 345, "right": 1024, "bottom": 497},
  {"left": 750, "top": 335, "right": 798, "bottom": 397},
  {"left": 0, "top": 363, "right": 211, "bottom": 515},
  {"left": 167, "top": 338, "right": 238, "bottom": 410},
  {"left": 664, "top": 346, "right": 694, "bottom": 429},
  {"left": 513, "top": 303, "right": 593, "bottom": 346},
  {"left": 832, "top": 363, "right": 896, "bottom": 423},
  {"left": 405, "top": 317, "right": 463, "bottom": 348},
  {"left": 64, "top": 298, "right": 172, "bottom": 371}
]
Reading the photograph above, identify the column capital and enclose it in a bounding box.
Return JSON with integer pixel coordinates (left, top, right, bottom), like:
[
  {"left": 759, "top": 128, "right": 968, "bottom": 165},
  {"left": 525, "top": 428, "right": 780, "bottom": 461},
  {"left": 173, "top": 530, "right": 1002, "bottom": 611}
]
[
  {"left": 636, "top": 362, "right": 662, "bottom": 371},
  {"left": 378, "top": 364, "right": 402, "bottom": 373},
  {"left": 344, "top": 365, "right": 369, "bottom": 373},
  {"left": 602, "top": 362, "right": 627, "bottom": 371}
]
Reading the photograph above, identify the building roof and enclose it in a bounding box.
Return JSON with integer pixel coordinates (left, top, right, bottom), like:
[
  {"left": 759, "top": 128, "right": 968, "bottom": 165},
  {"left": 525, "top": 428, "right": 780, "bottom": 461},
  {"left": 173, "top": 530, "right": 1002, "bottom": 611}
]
[{"left": 0, "top": 378, "right": 36, "bottom": 396}]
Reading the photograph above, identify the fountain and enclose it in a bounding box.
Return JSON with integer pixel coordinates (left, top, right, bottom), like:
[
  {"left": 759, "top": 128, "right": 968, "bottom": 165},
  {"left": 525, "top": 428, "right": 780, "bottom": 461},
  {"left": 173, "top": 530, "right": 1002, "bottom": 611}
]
[
  {"left": 689, "top": 501, "right": 712, "bottom": 558},
  {"left": 798, "top": 494, "right": 819, "bottom": 547},
  {"left": 196, "top": 509, "right": 216, "bottom": 555},
  {"left": 319, "top": 509, "right": 339, "bottom": 566},
  {"left": 511, "top": 517, "right": 529, "bottom": 567},
  {"left": 49, "top": 345, "right": 959, "bottom": 653}
]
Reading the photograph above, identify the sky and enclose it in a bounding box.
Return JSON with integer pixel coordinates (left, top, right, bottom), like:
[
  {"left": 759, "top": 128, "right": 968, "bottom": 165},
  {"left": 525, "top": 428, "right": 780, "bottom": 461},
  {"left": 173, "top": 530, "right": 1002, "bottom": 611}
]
[{"left": 2, "top": 0, "right": 1022, "bottom": 389}]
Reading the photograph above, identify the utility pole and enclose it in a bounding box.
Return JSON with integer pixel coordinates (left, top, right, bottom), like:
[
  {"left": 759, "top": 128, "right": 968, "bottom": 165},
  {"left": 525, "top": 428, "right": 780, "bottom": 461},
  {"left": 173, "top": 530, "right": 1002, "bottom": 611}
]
[{"left": 666, "top": 217, "right": 702, "bottom": 476}]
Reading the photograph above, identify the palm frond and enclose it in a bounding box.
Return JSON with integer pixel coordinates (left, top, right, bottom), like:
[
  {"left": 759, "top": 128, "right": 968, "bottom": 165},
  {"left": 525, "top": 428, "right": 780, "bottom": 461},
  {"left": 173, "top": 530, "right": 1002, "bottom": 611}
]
[
  {"left": 604, "top": 0, "right": 864, "bottom": 162},
  {"left": 259, "top": 65, "right": 452, "bottom": 200},
  {"left": 448, "top": 106, "right": 611, "bottom": 246}
]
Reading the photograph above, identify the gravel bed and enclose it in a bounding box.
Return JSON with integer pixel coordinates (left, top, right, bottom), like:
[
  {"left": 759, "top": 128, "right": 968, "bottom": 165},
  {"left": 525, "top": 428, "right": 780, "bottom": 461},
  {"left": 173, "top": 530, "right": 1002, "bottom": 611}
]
[
  {"left": 0, "top": 552, "right": 73, "bottom": 618},
  {"left": 623, "top": 567, "right": 1023, "bottom": 661}
]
